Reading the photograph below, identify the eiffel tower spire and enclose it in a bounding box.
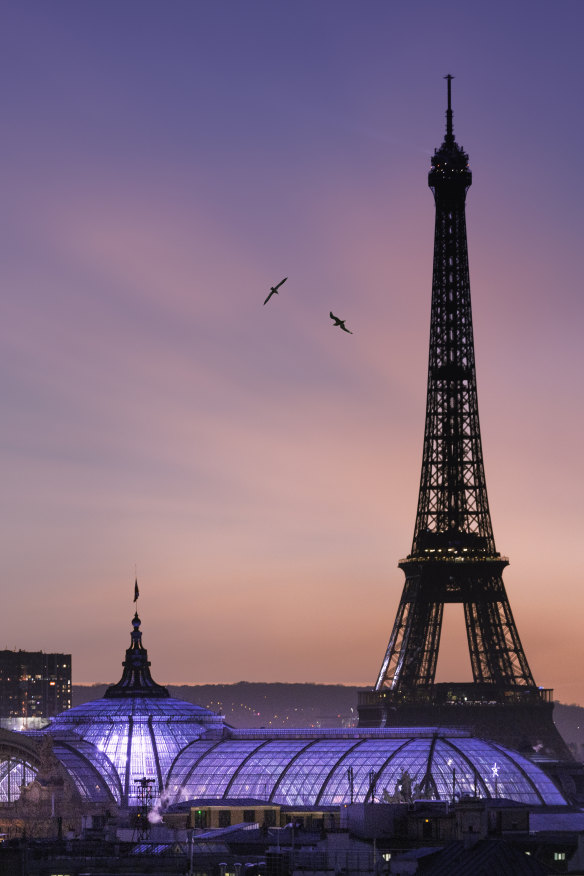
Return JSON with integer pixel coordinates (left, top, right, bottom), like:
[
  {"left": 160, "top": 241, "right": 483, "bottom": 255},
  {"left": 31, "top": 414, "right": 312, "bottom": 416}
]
[
  {"left": 444, "top": 73, "right": 455, "bottom": 145},
  {"left": 358, "top": 80, "right": 570, "bottom": 760}
]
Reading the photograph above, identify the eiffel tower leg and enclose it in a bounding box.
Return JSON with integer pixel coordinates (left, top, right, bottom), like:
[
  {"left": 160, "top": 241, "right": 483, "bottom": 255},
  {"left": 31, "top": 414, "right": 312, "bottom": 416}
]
[
  {"left": 464, "top": 589, "right": 535, "bottom": 688},
  {"left": 375, "top": 577, "right": 444, "bottom": 691}
]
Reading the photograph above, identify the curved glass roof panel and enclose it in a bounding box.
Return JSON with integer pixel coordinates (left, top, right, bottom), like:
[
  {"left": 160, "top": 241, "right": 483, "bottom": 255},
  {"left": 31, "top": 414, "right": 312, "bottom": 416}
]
[
  {"left": 227, "top": 740, "right": 315, "bottom": 800},
  {"left": 442, "top": 738, "right": 542, "bottom": 804},
  {"left": 273, "top": 740, "right": 361, "bottom": 806},
  {"left": 374, "top": 737, "right": 435, "bottom": 800},
  {"left": 84, "top": 722, "right": 129, "bottom": 781},
  {"left": 48, "top": 696, "right": 218, "bottom": 724},
  {"left": 429, "top": 738, "right": 484, "bottom": 799},
  {"left": 320, "top": 738, "right": 411, "bottom": 805},
  {"left": 52, "top": 741, "right": 118, "bottom": 804},
  {"left": 54, "top": 738, "right": 122, "bottom": 804},
  {"left": 166, "top": 740, "right": 218, "bottom": 793},
  {"left": 180, "top": 741, "right": 264, "bottom": 799},
  {"left": 128, "top": 717, "right": 158, "bottom": 789},
  {"left": 493, "top": 746, "right": 568, "bottom": 806},
  {"left": 0, "top": 757, "right": 37, "bottom": 804}
]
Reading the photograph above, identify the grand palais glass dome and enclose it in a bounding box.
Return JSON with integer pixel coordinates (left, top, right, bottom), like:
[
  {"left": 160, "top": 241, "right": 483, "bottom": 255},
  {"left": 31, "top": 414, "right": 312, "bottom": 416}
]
[
  {"left": 42, "top": 612, "right": 225, "bottom": 807},
  {"left": 19, "top": 612, "right": 566, "bottom": 810}
]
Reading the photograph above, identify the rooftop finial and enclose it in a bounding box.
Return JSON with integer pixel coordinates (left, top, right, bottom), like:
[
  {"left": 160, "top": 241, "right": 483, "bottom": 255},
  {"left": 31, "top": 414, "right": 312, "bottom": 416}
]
[
  {"left": 444, "top": 74, "right": 454, "bottom": 143},
  {"left": 104, "top": 581, "right": 170, "bottom": 699}
]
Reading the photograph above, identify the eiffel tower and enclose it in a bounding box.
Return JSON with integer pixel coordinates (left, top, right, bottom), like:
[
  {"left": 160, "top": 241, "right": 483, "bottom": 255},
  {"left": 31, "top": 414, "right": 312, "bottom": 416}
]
[{"left": 358, "top": 78, "right": 571, "bottom": 760}]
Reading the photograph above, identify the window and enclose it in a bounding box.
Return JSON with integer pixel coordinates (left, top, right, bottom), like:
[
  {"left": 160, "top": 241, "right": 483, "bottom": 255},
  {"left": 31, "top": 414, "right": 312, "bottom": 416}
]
[
  {"left": 193, "top": 809, "right": 207, "bottom": 829},
  {"left": 243, "top": 810, "right": 255, "bottom": 823},
  {"left": 218, "top": 810, "right": 231, "bottom": 828},
  {"left": 554, "top": 852, "right": 566, "bottom": 861}
]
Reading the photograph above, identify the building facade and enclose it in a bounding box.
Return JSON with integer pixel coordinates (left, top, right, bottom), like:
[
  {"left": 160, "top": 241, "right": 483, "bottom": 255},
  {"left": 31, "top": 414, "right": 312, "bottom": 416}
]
[{"left": 0, "top": 650, "right": 71, "bottom": 730}]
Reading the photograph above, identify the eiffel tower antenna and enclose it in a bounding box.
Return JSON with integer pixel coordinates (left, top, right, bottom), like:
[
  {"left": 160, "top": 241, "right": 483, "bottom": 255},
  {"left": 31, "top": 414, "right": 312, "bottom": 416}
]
[
  {"left": 358, "top": 79, "right": 570, "bottom": 760},
  {"left": 444, "top": 73, "right": 454, "bottom": 143}
]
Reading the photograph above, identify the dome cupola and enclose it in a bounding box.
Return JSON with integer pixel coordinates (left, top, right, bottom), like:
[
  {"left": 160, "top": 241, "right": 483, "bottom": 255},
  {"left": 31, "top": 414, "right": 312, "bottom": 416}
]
[{"left": 43, "top": 600, "right": 225, "bottom": 807}]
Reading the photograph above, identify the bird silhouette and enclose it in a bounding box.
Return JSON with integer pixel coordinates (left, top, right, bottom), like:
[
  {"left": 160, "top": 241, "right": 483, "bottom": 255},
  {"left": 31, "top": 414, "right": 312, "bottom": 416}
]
[
  {"left": 330, "top": 311, "right": 353, "bottom": 334},
  {"left": 263, "top": 277, "right": 287, "bottom": 305}
]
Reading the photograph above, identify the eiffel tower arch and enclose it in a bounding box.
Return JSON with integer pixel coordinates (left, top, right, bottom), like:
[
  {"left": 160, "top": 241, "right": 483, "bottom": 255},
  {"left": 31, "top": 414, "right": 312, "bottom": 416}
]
[{"left": 358, "top": 79, "right": 570, "bottom": 762}]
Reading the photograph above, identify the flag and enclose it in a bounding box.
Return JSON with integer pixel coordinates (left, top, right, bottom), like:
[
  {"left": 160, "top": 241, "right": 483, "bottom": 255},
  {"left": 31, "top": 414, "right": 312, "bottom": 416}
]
[{"left": 134, "top": 579, "right": 139, "bottom": 602}]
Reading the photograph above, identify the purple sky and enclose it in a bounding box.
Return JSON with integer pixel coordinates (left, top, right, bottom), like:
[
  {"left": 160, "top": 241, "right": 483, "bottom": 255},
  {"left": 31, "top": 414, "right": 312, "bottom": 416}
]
[{"left": 1, "top": 2, "right": 583, "bottom": 702}]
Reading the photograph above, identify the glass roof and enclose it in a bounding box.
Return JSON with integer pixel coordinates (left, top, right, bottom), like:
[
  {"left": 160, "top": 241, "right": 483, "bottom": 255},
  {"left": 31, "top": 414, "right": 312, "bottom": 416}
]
[
  {"left": 166, "top": 731, "right": 566, "bottom": 808},
  {"left": 52, "top": 741, "right": 119, "bottom": 804},
  {"left": 43, "top": 695, "right": 224, "bottom": 806},
  {"left": 49, "top": 695, "right": 219, "bottom": 721},
  {"left": 38, "top": 722, "right": 566, "bottom": 809},
  {"left": 0, "top": 756, "right": 37, "bottom": 804}
]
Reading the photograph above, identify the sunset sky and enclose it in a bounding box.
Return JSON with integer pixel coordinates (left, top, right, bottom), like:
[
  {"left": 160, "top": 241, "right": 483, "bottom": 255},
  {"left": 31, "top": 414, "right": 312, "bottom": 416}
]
[{"left": 1, "top": 2, "right": 583, "bottom": 703}]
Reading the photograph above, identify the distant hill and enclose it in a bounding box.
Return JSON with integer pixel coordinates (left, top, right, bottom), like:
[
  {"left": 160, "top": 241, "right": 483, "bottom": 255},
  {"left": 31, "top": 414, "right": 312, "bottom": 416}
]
[
  {"left": 73, "top": 681, "right": 359, "bottom": 729},
  {"left": 72, "top": 683, "right": 584, "bottom": 756}
]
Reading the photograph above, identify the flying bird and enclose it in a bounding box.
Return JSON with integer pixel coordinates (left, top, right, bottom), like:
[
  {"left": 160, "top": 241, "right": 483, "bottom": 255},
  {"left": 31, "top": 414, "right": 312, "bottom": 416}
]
[
  {"left": 263, "top": 277, "right": 287, "bottom": 305},
  {"left": 330, "top": 311, "right": 353, "bottom": 334}
]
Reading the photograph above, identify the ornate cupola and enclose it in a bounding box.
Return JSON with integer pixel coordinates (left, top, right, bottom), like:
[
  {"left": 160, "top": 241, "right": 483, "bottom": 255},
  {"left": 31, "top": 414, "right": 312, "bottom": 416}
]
[
  {"left": 104, "top": 612, "right": 170, "bottom": 699},
  {"left": 44, "top": 590, "right": 225, "bottom": 807}
]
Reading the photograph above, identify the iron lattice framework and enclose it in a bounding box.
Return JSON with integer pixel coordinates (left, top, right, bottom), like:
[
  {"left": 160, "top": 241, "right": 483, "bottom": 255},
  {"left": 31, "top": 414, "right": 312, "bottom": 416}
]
[{"left": 375, "top": 78, "right": 536, "bottom": 699}]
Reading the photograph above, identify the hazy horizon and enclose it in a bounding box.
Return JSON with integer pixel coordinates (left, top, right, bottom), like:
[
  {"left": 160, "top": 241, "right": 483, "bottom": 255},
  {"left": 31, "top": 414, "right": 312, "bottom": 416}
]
[{"left": 72, "top": 679, "right": 374, "bottom": 688}]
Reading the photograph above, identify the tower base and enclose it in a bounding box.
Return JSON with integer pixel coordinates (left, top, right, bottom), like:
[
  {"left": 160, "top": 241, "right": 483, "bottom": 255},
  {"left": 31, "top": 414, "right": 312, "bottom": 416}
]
[{"left": 357, "top": 684, "right": 572, "bottom": 762}]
